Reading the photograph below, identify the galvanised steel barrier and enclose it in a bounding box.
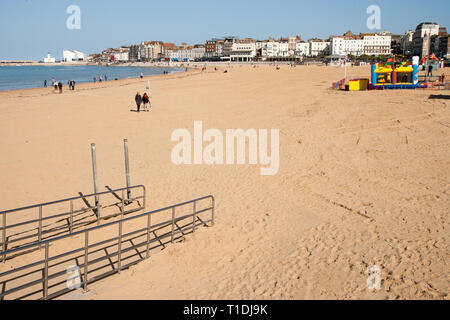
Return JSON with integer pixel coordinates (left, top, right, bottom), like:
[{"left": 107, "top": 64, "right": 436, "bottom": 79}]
[
  {"left": 0, "top": 185, "right": 146, "bottom": 263},
  {"left": 0, "top": 195, "right": 214, "bottom": 300}
]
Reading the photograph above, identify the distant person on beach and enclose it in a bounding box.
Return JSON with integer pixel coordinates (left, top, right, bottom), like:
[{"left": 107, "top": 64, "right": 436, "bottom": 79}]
[
  {"left": 402, "top": 74, "right": 408, "bottom": 83},
  {"left": 93, "top": 77, "right": 96, "bottom": 83},
  {"left": 44, "top": 80, "right": 47, "bottom": 88},
  {"left": 428, "top": 64, "right": 433, "bottom": 77},
  {"left": 104, "top": 75, "right": 107, "bottom": 81},
  {"left": 140, "top": 72, "right": 144, "bottom": 79},
  {"left": 99, "top": 75, "right": 103, "bottom": 82},
  {"left": 58, "top": 82, "right": 63, "bottom": 93},
  {"left": 135, "top": 92, "right": 142, "bottom": 112},
  {"left": 54, "top": 80, "right": 58, "bottom": 90},
  {"left": 142, "top": 92, "right": 150, "bottom": 111}
]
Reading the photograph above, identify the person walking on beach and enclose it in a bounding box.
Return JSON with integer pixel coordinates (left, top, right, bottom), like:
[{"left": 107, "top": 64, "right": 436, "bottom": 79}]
[
  {"left": 72, "top": 80, "right": 76, "bottom": 90},
  {"left": 44, "top": 80, "right": 47, "bottom": 88},
  {"left": 99, "top": 75, "right": 103, "bottom": 82},
  {"left": 142, "top": 92, "right": 150, "bottom": 111},
  {"left": 140, "top": 72, "right": 144, "bottom": 79},
  {"left": 104, "top": 75, "right": 107, "bottom": 81},
  {"left": 135, "top": 92, "right": 142, "bottom": 112},
  {"left": 58, "top": 82, "right": 63, "bottom": 93},
  {"left": 428, "top": 64, "right": 433, "bottom": 77},
  {"left": 53, "top": 80, "right": 58, "bottom": 90},
  {"left": 93, "top": 77, "right": 97, "bottom": 83}
]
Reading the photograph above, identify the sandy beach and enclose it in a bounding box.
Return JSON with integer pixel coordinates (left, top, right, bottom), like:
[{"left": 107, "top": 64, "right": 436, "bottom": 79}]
[{"left": 0, "top": 64, "right": 448, "bottom": 300}]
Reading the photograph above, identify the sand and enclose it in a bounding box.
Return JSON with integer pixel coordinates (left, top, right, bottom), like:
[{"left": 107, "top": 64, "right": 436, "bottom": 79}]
[{"left": 0, "top": 65, "right": 449, "bottom": 300}]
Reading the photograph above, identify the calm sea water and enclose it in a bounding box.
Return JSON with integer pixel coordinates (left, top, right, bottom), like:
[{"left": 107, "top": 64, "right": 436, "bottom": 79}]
[{"left": 0, "top": 65, "right": 184, "bottom": 91}]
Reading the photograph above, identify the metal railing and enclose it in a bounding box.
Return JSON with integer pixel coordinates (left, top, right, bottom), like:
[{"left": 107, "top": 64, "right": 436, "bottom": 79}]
[
  {"left": 0, "top": 195, "right": 214, "bottom": 300},
  {"left": 0, "top": 185, "right": 146, "bottom": 263}
]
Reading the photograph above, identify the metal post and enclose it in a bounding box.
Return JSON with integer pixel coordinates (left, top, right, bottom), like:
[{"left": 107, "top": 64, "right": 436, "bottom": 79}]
[
  {"left": 193, "top": 201, "right": 196, "bottom": 233},
  {"left": 44, "top": 243, "right": 49, "bottom": 299},
  {"left": 97, "top": 193, "right": 101, "bottom": 225},
  {"left": 171, "top": 207, "right": 175, "bottom": 244},
  {"left": 38, "top": 206, "right": 43, "bottom": 249},
  {"left": 91, "top": 143, "right": 99, "bottom": 210},
  {"left": 69, "top": 200, "right": 73, "bottom": 234},
  {"left": 83, "top": 231, "right": 89, "bottom": 293},
  {"left": 211, "top": 197, "right": 215, "bottom": 227},
  {"left": 146, "top": 213, "right": 151, "bottom": 259},
  {"left": 2, "top": 213, "right": 6, "bottom": 263},
  {"left": 118, "top": 221, "right": 122, "bottom": 274},
  {"left": 124, "top": 139, "right": 131, "bottom": 201},
  {"left": 121, "top": 189, "right": 125, "bottom": 218}
]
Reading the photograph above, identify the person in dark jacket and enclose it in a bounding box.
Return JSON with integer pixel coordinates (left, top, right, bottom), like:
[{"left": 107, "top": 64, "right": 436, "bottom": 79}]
[
  {"left": 58, "top": 82, "right": 63, "bottom": 93},
  {"left": 142, "top": 92, "right": 150, "bottom": 111},
  {"left": 135, "top": 92, "right": 142, "bottom": 112}
]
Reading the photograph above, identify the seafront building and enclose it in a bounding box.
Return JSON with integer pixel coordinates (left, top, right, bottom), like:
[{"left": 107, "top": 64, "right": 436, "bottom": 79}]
[
  {"left": 88, "top": 21, "right": 448, "bottom": 64},
  {"left": 308, "top": 39, "right": 331, "bottom": 56},
  {"left": 63, "top": 50, "right": 87, "bottom": 62},
  {"left": 430, "top": 27, "right": 449, "bottom": 59},
  {"left": 205, "top": 39, "right": 224, "bottom": 59},
  {"left": 412, "top": 22, "right": 440, "bottom": 56},
  {"left": 361, "top": 33, "right": 391, "bottom": 56},
  {"left": 43, "top": 53, "right": 55, "bottom": 63},
  {"left": 230, "top": 41, "right": 257, "bottom": 62},
  {"left": 295, "top": 42, "right": 310, "bottom": 57},
  {"left": 401, "top": 30, "right": 415, "bottom": 55},
  {"left": 167, "top": 45, "right": 206, "bottom": 62},
  {"left": 331, "top": 31, "right": 391, "bottom": 57}
]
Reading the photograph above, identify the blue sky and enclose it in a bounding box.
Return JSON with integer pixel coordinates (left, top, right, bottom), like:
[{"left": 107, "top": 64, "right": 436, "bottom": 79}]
[{"left": 1, "top": 0, "right": 449, "bottom": 60}]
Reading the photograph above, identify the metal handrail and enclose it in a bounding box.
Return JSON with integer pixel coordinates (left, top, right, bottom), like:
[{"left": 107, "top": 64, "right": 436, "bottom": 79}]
[
  {"left": 1, "top": 185, "right": 146, "bottom": 262},
  {"left": 0, "top": 185, "right": 146, "bottom": 216},
  {"left": 0, "top": 195, "right": 214, "bottom": 300}
]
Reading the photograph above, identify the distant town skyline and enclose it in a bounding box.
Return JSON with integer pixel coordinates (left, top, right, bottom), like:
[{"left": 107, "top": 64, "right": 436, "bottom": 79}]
[{"left": 1, "top": 0, "right": 449, "bottom": 60}]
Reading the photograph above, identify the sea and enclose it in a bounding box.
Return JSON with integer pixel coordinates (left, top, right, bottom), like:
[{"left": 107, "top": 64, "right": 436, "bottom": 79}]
[{"left": 0, "top": 65, "right": 184, "bottom": 91}]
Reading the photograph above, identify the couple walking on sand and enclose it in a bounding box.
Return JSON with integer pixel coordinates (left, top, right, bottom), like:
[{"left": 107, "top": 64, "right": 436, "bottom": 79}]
[{"left": 135, "top": 92, "right": 151, "bottom": 112}]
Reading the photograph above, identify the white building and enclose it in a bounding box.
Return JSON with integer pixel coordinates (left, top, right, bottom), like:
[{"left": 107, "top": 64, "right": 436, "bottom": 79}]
[
  {"left": 413, "top": 22, "right": 440, "bottom": 57},
  {"left": 114, "top": 51, "right": 129, "bottom": 62},
  {"left": 295, "top": 42, "right": 310, "bottom": 56},
  {"left": 331, "top": 37, "right": 364, "bottom": 56},
  {"left": 169, "top": 47, "right": 205, "bottom": 61},
  {"left": 230, "top": 42, "right": 256, "bottom": 62},
  {"left": 261, "top": 41, "right": 290, "bottom": 58},
  {"left": 139, "top": 43, "right": 154, "bottom": 61},
  {"left": 401, "top": 30, "right": 415, "bottom": 55},
  {"left": 308, "top": 39, "right": 330, "bottom": 56},
  {"left": 331, "top": 32, "right": 391, "bottom": 57},
  {"left": 361, "top": 34, "right": 391, "bottom": 56},
  {"left": 43, "top": 53, "right": 55, "bottom": 63},
  {"left": 261, "top": 42, "right": 278, "bottom": 57},
  {"left": 63, "top": 50, "right": 87, "bottom": 62}
]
